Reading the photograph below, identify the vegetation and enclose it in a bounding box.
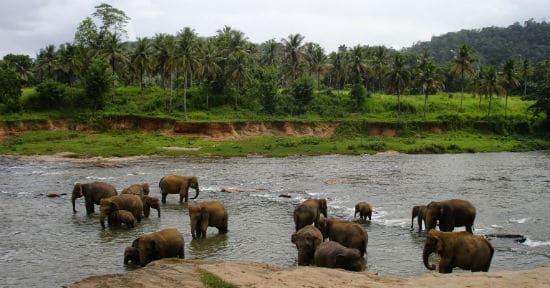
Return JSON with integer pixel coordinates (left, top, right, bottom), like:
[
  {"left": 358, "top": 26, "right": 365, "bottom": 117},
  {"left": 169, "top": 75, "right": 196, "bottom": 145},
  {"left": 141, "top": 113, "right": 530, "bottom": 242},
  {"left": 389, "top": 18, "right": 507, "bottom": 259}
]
[
  {"left": 0, "top": 3, "right": 548, "bottom": 158},
  {"left": 199, "top": 269, "right": 237, "bottom": 288}
]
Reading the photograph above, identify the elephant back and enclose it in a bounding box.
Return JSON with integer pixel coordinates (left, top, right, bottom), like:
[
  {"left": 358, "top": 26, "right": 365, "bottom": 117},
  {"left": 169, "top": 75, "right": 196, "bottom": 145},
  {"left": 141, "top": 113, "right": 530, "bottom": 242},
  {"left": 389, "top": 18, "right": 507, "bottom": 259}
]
[{"left": 114, "top": 194, "right": 143, "bottom": 219}]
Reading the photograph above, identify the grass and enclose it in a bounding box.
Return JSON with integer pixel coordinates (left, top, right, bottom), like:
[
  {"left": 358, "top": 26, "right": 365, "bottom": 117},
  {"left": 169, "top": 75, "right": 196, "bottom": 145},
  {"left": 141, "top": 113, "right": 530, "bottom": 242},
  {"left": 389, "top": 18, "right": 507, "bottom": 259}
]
[{"left": 198, "top": 269, "right": 236, "bottom": 288}]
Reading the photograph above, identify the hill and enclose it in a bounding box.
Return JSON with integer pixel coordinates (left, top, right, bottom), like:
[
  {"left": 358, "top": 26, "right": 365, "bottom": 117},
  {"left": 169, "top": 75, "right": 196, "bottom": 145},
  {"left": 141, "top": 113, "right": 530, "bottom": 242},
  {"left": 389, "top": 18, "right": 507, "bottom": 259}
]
[{"left": 404, "top": 19, "right": 550, "bottom": 65}]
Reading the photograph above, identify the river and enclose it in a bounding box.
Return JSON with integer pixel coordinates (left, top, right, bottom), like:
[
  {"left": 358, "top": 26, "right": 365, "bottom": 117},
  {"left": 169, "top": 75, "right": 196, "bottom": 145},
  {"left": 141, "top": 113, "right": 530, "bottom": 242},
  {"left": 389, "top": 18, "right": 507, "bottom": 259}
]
[{"left": 1, "top": 152, "right": 549, "bottom": 287}]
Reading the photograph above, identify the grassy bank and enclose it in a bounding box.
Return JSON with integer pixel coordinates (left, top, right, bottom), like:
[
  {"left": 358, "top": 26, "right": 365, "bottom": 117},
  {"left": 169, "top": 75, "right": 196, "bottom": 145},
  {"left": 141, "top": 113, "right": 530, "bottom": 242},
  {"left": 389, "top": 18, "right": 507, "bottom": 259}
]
[{"left": 1, "top": 89, "right": 548, "bottom": 158}]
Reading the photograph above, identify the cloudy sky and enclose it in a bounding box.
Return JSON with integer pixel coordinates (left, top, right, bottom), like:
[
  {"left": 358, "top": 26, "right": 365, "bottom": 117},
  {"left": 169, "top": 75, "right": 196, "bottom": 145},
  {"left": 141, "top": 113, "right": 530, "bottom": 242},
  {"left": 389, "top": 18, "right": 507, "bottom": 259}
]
[{"left": 1, "top": 0, "right": 548, "bottom": 58}]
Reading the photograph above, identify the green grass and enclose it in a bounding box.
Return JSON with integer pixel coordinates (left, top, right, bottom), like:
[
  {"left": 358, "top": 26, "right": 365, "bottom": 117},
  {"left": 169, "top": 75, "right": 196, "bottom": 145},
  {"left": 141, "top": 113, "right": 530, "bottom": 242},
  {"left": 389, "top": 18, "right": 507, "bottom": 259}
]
[
  {"left": 198, "top": 269, "right": 236, "bottom": 288},
  {"left": 1, "top": 129, "right": 547, "bottom": 157}
]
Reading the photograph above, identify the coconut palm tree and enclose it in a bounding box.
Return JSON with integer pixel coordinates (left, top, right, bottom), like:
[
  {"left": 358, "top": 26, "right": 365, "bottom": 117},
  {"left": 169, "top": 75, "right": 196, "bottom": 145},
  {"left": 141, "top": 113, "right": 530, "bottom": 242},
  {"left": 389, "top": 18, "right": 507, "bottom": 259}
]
[
  {"left": 450, "top": 44, "right": 476, "bottom": 110},
  {"left": 98, "top": 34, "right": 128, "bottom": 77},
  {"left": 385, "top": 52, "right": 411, "bottom": 116},
  {"left": 282, "top": 34, "right": 305, "bottom": 83},
  {"left": 371, "top": 46, "right": 387, "bottom": 92},
  {"left": 176, "top": 27, "right": 199, "bottom": 118},
  {"left": 228, "top": 50, "right": 250, "bottom": 109},
  {"left": 502, "top": 58, "right": 520, "bottom": 119},
  {"left": 519, "top": 58, "right": 531, "bottom": 98},
  {"left": 130, "top": 37, "right": 151, "bottom": 92},
  {"left": 348, "top": 45, "right": 367, "bottom": 86},
  {"left": 199, "top": 39, "right": 222, "bottom": 110},
  {"left": 416, "top": 53, "right": 444, "bottom": 118},
  {"left": 56, "top": 43, "right": 82, "bottom": 86},
  {"left": 151, "top": 33, "right": 174, "bottom": 90},
  {"left": 479, "top": 65, "right": 505, "bottom": 116},
  {"left": 36, "top": 44, "right": 58, "bottom": 80}
]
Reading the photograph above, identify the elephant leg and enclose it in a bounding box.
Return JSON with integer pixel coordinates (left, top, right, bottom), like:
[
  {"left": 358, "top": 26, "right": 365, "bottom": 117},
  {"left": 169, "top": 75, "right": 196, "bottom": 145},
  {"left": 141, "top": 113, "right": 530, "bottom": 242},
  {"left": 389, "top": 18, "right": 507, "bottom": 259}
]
[
  {"left": 466, "top": 225, "right": 473, "bottom": 234},
  {"left": 178, "top": 247, "right": 184, "bottom": 259},
  {"left": 85, "top": 198, "right": 94, "bottom": 215},
  {"left": 418, "top": 217, "right": 423, "bottom": 232},
  {"left": 161, "top": 193, "right": 167, "bottom": 204},
  {"left": 438, "top": 258, "right": 452, "bottom": 273}
]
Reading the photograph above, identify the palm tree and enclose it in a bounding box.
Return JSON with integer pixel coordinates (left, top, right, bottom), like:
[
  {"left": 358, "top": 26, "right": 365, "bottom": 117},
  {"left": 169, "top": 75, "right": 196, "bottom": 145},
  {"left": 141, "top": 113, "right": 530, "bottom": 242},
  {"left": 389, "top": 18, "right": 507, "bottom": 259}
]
[
  {"left": 348, "top": 45, "right": 367, "bottom": 85},
  {"left": 371, "top": 46, "right": 387, "bottom": 92},
  {"left": 450, "top": 44, "right": 476, "bottom": 110},
  {"left": 130, "top": 37, "right": 151, "bottom": 92},
  {"left": 199, "top": 39, "right": 222, "bottom": 109},
  {"left": 260, "top": 39, "right": 280, "bottom": 67},
  {"left": 502, "top": 58, "right": 520, "bottom": 118},
  {"left": 36, "top": 44, "right": 58, "bottom": 80},
  {"left": 56, "top": 43, "right": 82, "bottom": 86},
  {"left": 417, "top": 53, "right": 444, "bottom": 118},
  {"left": 98, "top": 34, "right": 128, "bottom": 77},
  {"left": 151, "top": 33, "right": 173, "bottom": 90},
  {"left": 228, "top": 50, "right": 250, "bottom": 109},
  {"left": 309, "top": 44, "right": 326, "bottom": 89},
  {"left": 176, "top": 27, "right": 199, "bottom": 118},
  {"left": 479, "top": 65, "right": 505, "bottom": 116},
  {"left": 282, "top": 34, "right": 305, "bottom": 83},
  {"left": 519, "top": 58, "right": 531, "bottom": 98},
  {"left": 385, "top": 53, "right": 411, "bottom": 116}
]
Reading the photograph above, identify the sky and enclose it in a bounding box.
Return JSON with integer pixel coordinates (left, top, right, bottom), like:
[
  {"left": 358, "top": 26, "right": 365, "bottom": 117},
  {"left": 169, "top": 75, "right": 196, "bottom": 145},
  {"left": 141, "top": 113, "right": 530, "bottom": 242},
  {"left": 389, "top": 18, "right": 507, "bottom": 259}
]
[{"left": 1, "top": 0, "right": 549, "bottom": 58}]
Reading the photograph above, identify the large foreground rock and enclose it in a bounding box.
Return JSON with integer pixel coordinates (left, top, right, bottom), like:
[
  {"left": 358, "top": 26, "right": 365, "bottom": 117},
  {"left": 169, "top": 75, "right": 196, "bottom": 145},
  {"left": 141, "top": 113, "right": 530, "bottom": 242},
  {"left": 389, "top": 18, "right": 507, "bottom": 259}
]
[{"left": 65, "top": 259, "right": 550, "bottom": 288}]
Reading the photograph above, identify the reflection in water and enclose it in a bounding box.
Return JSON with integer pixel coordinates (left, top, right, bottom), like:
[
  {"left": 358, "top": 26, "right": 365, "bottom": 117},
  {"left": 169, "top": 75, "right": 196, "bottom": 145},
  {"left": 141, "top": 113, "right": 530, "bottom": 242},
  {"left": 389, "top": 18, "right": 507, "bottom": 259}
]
[
  {"left": 0, "top": 152, "right": 549, "bottom": 287},
  {"left": 189, "top": 234, "right": 229, "bottom": 258}
]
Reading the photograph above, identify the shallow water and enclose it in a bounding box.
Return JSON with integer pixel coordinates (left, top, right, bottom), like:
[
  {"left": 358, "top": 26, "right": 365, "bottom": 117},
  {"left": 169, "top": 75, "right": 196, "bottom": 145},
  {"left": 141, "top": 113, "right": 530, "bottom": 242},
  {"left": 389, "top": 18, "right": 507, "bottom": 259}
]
[{"left": 1, "top": 152, "right": 550, "bottom": 287}]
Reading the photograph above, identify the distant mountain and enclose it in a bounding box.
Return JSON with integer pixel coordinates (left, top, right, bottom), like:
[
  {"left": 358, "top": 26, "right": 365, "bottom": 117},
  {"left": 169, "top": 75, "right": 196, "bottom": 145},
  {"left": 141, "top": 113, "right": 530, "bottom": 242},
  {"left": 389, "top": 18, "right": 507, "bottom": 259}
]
[{"left": 403, "top": 19, "right": 550, "bottom": 65}]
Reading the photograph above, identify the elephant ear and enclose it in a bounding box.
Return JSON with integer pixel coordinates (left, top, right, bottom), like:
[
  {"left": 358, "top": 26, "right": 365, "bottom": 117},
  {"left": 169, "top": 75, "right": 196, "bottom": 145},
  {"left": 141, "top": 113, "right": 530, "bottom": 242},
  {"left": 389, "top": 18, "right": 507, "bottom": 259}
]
[
  {"left": 291, "top": 232, "right": 298, "bottom": 244},
  {"left": 110, "top": 201, "right": 119, "bottom": 211},
  {"left": 132, "top": 238, "right": 140, "bottom": 248},
  {"left": 435, "top": 236, "right": 444, "bottom": 254}
]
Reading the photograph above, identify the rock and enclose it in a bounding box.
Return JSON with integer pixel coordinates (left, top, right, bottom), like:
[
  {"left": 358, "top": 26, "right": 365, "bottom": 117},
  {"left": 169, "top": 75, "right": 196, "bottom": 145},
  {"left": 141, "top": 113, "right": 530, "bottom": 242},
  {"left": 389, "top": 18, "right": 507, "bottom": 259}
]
[
  {"left": 221, "top": 187, "right": 266, "bottom": 193},
  {"left": 46, "top": 192, "right": 66, "bottom": 197},
  {"left": 278, "top": 194, "right": 291, "bottom": 198}
]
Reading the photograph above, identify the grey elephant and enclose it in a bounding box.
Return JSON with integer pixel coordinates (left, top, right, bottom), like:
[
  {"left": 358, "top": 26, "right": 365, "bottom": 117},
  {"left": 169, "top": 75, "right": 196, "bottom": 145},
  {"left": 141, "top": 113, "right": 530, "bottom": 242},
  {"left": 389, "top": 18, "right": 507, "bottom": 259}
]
[
  {"left": 143, "top": 195, "right": 161, "bottom": 218},
  {"left": 424, "top": 199, "right": 476, "bottom": 233},
  {"left": 188, "top": 201, "right": 228, "bottom": 239},
  {"left": 126, "top": 228, "right": 185, "bottom": 267},
  {"left": 159, "top": 175, "right": 200, "bottom": 204},
  {"left": 423, "top": 229, "right": 494, "bottom": 273},
  {"left": 314, "top": 241, "right": 363, "bottom": 271},
  {"left": 291, "top": 225, "right": 323, "bottom": 265},
  {"left": 121, "top": 183, "right": 160, "bottom": 218},
  {"left": 354, "top": 201, "right": 372, "bottom": 221},
  {"left": 293, "top": 198, "right": 327, "bottom": 231},
  {"left": 72, "top": 182, "right": 117, "bottom": 215},
  {"left": 99, "top": 194, "right": 143, "bottom": 229},
  {"left": 411, "top": 205, "right": 427, "bottom": 232},
  {"left": 317, "top": 218, "right": 368, "bottom": 257}
]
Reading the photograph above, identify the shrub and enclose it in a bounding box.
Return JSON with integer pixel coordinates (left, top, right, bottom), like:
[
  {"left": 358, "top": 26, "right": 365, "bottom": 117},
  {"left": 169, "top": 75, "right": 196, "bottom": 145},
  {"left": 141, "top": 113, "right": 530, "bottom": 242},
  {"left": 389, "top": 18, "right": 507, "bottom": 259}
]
[
  {"left": 34, "top": 80, "right": 67, "bottom": 109},
  {"left": 0, "top": 66, "right": 21, "bottom": 112},
  {"left": 350, "top": 84, "right": 366, "bottom": 112},
  {"left": 291, "top": 76, "right": 314, "bottom": 114},
  {"left": 82, "top": 59, "right": 114, "bottom": 110}
]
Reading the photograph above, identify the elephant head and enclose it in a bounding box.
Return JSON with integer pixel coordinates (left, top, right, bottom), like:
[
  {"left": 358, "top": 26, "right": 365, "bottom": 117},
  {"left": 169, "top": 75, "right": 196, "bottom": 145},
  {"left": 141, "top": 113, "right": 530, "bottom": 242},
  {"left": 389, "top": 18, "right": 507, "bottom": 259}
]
[
  {"left": 71, "top": 183, "right": 83, "bottom": 213},
  {"left": 99, "top": 198, "right": 118, "bottom": 229},
  {"left": 124, "top": 246, "right": 139, "bottom": 265},
  {"left": 424, "top": 201, "right": 444, "bottom": 231},
  {"left": 291, "top": 226, "right": 323, "bottom": 265},
  {"left": 141, "top": 183, "right": 150, "bottom": 195},
  {"left": 133, "top": 236, "right": 159, "bottom": 267},
  {"left": 189, "top": 205, "right": 209, "bottom": 239},
  {"left": 189, "top": 176, "right": 200, "bottom": 199},
  {"left": 423, "top": 230, "right": 443, "bottom": 270}
]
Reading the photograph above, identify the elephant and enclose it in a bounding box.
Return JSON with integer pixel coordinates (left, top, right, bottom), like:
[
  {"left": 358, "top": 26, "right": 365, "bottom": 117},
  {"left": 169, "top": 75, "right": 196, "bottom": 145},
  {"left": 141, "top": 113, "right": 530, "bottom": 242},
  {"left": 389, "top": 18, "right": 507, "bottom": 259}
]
[
  {"left": 143, "top": 195, "right": 161, "bottom": 218},
  {"left": 99, "top": 194, "right": 143, "bottom": 229},
  {"left": 314, "top": 241, "right": 363, "bottom": 272},
  {"left": 411, "top": 205, "right": 427, "bottom": 232},
  {"left": 124, "top": 246, "right": 139, "bottom": 265},
  {"left": 354, "top": 201, "right": 372, "bottom": 221},
  {"left": 424, "top": 199, "right": 476, "bottom": 233},
  {"left": 127, "top": 228, "right": 185, "bottom": 267},
  {"left": 293, "top": 198, "right": 327, "bottom": 231},
  {"left": 317, "top": 218, "right": 368, "bottom": 257},
  {"left": 423, "top": 229, "right": 494, "bottom": 273},
  {"left": 159, "top": 175, "right": 200, "bottom": 204},
  {"left": 109, "top": 209, "right": 137, "bottom": 228},
  {"left": 121, "top": 183, "right": 160, "bottom": 218},
  {"left": 71, "top": 182, "right": 117, "bottom": 215},
  {"left": 291, "top": 225, "right": 323, "bottom": 265},
  {"left": 188, "top": 201, "right": 228, "bottom": 239}
]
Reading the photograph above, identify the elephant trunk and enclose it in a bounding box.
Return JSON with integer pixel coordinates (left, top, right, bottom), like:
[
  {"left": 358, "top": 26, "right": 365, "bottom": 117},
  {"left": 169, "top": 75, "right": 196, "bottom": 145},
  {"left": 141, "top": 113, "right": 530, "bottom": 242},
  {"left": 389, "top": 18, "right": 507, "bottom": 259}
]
[
  {"left": 423, "top": 246, "right": 436, "bottom": 270},
  {"left": 192, "top": 188, "right": 199, "bottom": 200},
  {"left": 297, "top": 248, "right": 307, "bottom": 265},
  {"left": 72, "top": 196, "right": 77, "bottom": 213},
  {"left": 99, "top": 212, "right": 107, "bottom": 230},
  {"left": 156, "top": 208, "right": 161, "bottom": 217}
]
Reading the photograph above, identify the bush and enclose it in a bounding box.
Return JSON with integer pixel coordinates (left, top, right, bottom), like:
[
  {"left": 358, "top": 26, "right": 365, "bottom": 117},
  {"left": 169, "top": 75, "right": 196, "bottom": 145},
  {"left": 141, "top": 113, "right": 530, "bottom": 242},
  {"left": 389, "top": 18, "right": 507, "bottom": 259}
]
[
  {"left": 82, "top": 59, "right": 114, "bottom": 110},
  {"left": 291, "top": 76, "right": 314, "bottom": 114},
  {"left": 0, "top": 66, "right": 21, "bottom": 112},
  {"left": 350, "top": 84, "right": 366, "bottom": 112},
  {"left": 34, "top": 80, "right": 67, "bottom": 109}
]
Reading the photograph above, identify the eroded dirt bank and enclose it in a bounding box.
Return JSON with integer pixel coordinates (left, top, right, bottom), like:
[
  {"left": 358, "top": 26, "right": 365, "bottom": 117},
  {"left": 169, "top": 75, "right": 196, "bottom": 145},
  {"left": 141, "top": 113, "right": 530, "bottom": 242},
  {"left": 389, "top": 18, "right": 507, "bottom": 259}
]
[{"left": 65, "top": 259, "right": 550, "bottom": 288}]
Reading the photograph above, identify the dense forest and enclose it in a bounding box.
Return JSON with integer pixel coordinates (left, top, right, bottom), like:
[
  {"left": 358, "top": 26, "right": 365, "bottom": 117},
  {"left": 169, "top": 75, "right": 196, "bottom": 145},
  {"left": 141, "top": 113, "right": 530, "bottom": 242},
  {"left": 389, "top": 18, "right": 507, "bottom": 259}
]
[
  {"left": 405, "top": 20, "right": 550, "bottom": 65},
  {"left": 0, "top": 4, "right": 549, "bottom": 124}
]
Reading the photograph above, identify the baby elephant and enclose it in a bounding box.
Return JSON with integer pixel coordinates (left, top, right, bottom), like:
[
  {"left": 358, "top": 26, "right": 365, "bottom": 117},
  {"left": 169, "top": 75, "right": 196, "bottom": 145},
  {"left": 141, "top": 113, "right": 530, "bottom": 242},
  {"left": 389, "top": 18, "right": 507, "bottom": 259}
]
[
  {"left": 110, "top": 210, "right": 137, "bottom": 228},
  {"left": 355, "top": 201, "right": 372, "bottom": 221},
  {"left": 126, "top": 228, "right": 185, "bottom": 267},
  {"left": 314, "top": 241, "right": 363, "bottom": 271},
  {"left": 423, "top": 230, "right": 494, "bottom": 273},
  {"left": 189, "top": 201, "right": 228, "bottom": 239},
  {"left": 124, "top": 246, "right": 139, "bottom": 265},
  {"left": 291, "top": 226, "right": 323, "bottom": 265}
]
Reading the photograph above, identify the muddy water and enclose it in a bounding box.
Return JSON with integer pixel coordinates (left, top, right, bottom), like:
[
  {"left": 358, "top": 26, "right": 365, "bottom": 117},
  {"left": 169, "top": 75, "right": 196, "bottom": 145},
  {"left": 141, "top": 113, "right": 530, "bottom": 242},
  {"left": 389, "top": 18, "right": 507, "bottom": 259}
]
[{"left": 1, "top": 152, "right": 549, "bottom": 287}]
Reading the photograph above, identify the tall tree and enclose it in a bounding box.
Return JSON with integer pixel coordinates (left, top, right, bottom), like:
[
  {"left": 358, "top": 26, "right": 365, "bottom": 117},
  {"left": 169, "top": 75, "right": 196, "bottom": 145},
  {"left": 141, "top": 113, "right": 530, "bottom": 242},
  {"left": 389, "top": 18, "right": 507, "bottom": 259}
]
[
  {"left": 282, "top": 34, "right": 305, "bottom": 83},
  {"left": 416, "top": 53, "right": 444, "bottom": 118},
  {"left": 229, "top": 50, "right": 250, "bottom": 109},
  {"left": 307, "top": 44, "right": 326, "bottom": 88},
  {"left": 130, "top": 37, "right": 151, "bottom": 91},
  {"left": 479, "top": 65, "right": 505, "bottom": 116},
  {"left": 502, "top": 58, "right": 520, "bottom": 118},
  {"left": 519, "top": 58, "right": 531, "bottom": 98},
  {"left": 371, "top": 46, "right": 387, "bottom": 92},
  {"left": 526, "top": 57, "right": 550, "bottom": 126},
  {"left": 56, "top": 43, "right": 82, "bottom": 86},
  {"left": 176, "top": 27, "right": 199, "bottom": 118},
  {"left": 36, "top": 45, "right": 58, "bottom": 81},
  {"left": 348, "top": 45, "right": 367, "bottom": 85},
  {"left": 2, "top": 54, "right": 33, "bottom": 85},
  {"left": 93, "top": 3, "right": 130, "bottom": 41},
  {"left": 385, "top": 52, "right": 411, "bottom": 116},
  {"left": 198, "top": 39, "right": 221, "bottom": 110},
  {"left": 450, "top": 44, "right": 476, "bottom": 110}
]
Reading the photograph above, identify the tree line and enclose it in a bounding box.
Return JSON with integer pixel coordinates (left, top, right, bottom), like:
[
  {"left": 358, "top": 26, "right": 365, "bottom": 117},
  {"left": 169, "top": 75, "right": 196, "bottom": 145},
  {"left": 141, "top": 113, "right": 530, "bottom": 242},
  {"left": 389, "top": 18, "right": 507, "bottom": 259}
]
[{"left": 0, "top": 3, "right": 549, "bottom": 123}]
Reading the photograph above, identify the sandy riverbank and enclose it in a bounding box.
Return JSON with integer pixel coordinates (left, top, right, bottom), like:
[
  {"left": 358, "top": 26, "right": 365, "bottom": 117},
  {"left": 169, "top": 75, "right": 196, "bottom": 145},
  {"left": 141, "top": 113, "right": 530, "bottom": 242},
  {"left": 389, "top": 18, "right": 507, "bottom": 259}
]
[{"left": 65, "top": 259, "right": 550, "bottom": 288}]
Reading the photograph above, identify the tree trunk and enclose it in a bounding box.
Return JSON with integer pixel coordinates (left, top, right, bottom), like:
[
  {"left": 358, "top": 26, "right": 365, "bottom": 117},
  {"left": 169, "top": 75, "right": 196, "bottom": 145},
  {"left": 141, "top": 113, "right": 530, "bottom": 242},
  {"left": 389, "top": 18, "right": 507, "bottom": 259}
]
[
  {"left": 488, "top": 92, "right": 493, "bottom": 116},
  {"left": 423, "top": 89, "right": 428, "bottom": 118},
  {"left": 460, "top": 70, "right": 464, "bottom": 111},
  {"left": 184, "top": 70, "right": 188, "bottom": 120}
]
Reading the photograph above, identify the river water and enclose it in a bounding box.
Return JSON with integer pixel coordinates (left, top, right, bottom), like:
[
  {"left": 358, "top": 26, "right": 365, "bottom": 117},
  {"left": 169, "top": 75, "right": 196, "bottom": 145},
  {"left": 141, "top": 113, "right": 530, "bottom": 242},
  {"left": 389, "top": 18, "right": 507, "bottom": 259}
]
[{"left": 1, "top": 152, "right": 549, "bottom": 287}]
